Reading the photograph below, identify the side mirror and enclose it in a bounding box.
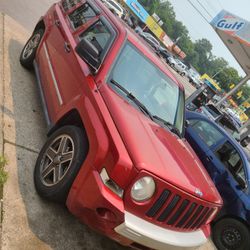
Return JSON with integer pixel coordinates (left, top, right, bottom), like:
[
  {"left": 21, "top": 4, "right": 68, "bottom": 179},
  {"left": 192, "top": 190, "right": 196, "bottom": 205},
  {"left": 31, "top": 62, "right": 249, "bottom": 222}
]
[
  {"left": 235, "top": 175, "right": 246, "bottom": 189},
  {"left": 185, "top": 120, "right": 190, "bottom": 128},
  {"left": 75, "top": 37, "right": 100, "bottom": 72}
]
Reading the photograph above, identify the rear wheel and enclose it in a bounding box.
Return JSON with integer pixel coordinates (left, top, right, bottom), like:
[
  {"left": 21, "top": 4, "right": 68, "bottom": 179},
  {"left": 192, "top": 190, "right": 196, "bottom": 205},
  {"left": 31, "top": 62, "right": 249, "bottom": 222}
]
[
  {"left": 20, "top": 29, "right": 44, "bottom": 69},
  {"left": 240, "top": 138, "right": 248, "bottom": 147},
  {"left": 34, "top": 125, "right": 88, "bottom": 203},
  {"left": 213, "top": 218, "right": 250, "bottom": 250}
]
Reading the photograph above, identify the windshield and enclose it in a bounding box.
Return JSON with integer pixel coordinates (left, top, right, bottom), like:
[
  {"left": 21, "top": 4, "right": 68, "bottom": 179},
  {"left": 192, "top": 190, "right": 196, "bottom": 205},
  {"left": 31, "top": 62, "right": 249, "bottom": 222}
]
[{"left": 108, "top": 43, "right": 184, "bottom": 134}]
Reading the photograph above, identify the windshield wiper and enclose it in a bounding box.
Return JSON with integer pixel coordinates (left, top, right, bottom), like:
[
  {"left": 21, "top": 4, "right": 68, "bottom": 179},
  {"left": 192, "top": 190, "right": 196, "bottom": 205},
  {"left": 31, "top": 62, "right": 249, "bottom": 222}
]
[
  {"left": 153, "top": 115, "right": 182, "bottom": 138},
  {"left": 110, "top": 79, "right": 181, "bottom": 137},
  {"left": 110, "top": 79, "right": 154, "bottom": 120}
]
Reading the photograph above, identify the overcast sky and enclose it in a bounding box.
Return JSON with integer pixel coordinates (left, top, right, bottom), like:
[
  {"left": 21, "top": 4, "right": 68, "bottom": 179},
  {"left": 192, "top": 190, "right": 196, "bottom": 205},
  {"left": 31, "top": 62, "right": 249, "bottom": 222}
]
[{"left": 167, "top": 0, "right": 249, "bottom": 77}]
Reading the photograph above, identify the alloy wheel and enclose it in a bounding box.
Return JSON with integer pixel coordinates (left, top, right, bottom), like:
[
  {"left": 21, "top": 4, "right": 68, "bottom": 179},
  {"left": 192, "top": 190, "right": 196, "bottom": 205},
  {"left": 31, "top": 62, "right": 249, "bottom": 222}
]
[
  {"left": 40, "top": 135, "right": 75, "bottom": 187},
  {"left": 22, "top": 33, "right": 41, "bottom": 60}
]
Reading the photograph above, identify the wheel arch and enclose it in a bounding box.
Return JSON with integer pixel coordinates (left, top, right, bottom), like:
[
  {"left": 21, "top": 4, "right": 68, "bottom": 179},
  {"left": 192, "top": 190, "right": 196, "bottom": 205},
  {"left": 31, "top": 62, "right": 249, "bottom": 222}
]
[
  {"left": 34, "top": 19, "right": 46, "bottom": 32},
  {"left": 213, "top": 214, "right": 250, "bottom": 230},
  {"left": 48, "top": 109, "right": 89, "bottom": 147}
]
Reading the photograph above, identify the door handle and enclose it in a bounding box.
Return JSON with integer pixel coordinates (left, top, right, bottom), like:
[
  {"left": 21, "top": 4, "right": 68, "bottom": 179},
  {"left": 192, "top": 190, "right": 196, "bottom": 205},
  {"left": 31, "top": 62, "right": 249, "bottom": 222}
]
[
  {"left": 55, "top": 20, "right": 60, "bottom": 27},
  {"left": 64, "top": 42, "right": 71, "bottom": 53}
]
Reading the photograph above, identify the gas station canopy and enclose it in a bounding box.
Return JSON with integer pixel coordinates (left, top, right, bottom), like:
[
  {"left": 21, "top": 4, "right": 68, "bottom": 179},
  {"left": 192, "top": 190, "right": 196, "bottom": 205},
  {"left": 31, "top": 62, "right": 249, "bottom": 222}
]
[{"left": 211, "top": 10, "right": 250, "bottom": 75}]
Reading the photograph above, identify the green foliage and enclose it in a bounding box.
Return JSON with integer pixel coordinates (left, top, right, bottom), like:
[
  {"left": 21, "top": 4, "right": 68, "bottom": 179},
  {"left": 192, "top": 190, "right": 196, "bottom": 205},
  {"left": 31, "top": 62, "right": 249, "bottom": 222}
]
[
  {"left": 138, "top": 0, "right": 244, "bottom": 97},
  {"left": 0, "top": 155, "right": 8, "bottom": 186}
]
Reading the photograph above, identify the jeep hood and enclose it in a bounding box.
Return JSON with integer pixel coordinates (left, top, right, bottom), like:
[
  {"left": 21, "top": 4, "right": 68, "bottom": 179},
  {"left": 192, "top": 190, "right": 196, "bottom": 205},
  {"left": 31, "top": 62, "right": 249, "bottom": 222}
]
[{"left": 100, "top": 85, "right": 222, "bottom": 204}]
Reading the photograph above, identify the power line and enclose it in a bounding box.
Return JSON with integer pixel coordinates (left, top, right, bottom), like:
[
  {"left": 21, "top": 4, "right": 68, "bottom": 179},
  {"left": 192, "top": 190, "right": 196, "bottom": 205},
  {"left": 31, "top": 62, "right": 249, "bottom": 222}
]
[
  {"left": 217, "top": 0, "right": 224, "bottom": 9},
  {"left": 203, "top": 0, "right": 220, "bottom": 15},
  {"left": 187, "top": 0, "right": 210, "bottom": 23},
  {"left": 168, "top": 1, "right": 205, "bottom": 39},
  {"left": 195, "top": 0, "right": 213, "bottom": 19}
]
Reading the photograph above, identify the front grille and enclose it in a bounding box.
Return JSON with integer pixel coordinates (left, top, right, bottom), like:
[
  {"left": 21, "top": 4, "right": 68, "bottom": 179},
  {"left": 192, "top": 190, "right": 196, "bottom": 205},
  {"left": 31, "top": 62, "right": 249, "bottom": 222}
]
[
  {"left": 146, "top": 189, "right": 215, "bottom": 230},
  {"left": 61, "top": 0, "right": 82, "bottom": 12}
]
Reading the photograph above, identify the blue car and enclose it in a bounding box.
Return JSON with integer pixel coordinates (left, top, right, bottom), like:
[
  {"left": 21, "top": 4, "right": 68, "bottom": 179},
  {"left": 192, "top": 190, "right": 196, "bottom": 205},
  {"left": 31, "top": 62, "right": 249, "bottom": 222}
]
[{"left": 185, "top": 110, "right": 250, "bottom": 250}]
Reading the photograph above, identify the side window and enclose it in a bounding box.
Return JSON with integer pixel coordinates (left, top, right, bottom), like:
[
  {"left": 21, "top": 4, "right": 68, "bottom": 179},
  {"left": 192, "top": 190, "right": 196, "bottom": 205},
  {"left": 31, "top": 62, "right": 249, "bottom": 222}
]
[
  {"left": 189, "top": 119, "right": 224, "bottom": 147},
  {"left": 79, "top": 20, "right": 112, "bottom": 55},
  {"left": 215, "top": 141, "right": 246, "bottom": 183},
  {"left": 62, "top": 0, "right": 82, "bottom": 12},
  {"left": 69, "top": 3, "right": 97, "bottom": 29}
]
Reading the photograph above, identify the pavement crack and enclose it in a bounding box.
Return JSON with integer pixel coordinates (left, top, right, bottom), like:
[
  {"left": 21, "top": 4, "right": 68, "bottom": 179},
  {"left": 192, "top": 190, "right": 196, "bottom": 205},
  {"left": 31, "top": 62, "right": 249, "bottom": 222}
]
[{"left": 3, "top": 139, "right": 39, "bottom": 154}]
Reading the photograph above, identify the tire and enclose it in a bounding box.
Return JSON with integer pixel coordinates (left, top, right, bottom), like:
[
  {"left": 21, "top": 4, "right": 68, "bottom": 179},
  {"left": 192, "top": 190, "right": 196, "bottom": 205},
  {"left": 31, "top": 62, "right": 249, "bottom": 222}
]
[
  {"left": 180, "top": 72, "right": 185, "bottom": 76},
  {"left": 212, "top": 218, "right": 250, "bottom": 250},
  {"left": 240, "top": 139, "right": 248, "bottom": 147},
  {"left": 34, "top": 125, "right": 88, "bottom": 203},
  {"left": 170, "top": 63, "right": 174, "bottom": 68},
  {"left": 20, "top": 29, "right": 44, "bottom": 69}
]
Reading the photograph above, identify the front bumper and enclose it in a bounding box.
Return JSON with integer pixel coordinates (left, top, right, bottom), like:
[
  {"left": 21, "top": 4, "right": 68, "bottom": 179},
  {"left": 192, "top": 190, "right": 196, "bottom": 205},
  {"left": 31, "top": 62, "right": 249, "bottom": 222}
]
[
  {"left": 68, "top": 169, "right": 209, "bottom": 249},
  {"left": 115, "top": 211, "right": 208, "bottom": 250}
]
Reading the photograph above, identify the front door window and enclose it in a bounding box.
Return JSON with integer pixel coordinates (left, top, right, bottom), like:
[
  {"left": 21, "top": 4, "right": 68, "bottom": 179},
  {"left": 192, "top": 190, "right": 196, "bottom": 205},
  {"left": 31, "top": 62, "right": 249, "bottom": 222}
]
[{"left": 215, "top": 141, "right": 246, "bottom": 185}]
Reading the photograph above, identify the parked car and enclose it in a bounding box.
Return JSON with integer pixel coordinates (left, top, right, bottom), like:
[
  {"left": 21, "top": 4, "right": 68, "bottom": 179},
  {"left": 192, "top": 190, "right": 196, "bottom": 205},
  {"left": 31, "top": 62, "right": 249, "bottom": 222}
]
[
  {"left": 197, "top": 104, "right": 222, "bottom": 122},
  {"left": 187, "top": 70, "right": 202, "bottom": 89},
  {"left": 238, "top": 128, "right": 250, "bottom": 147},
  {"left": 225, "top": 108, "right": 242, "bottom": 127},
  {"left": 185, "top": 110, "right": 250, "bottom": 250},
  {"left": 168, "top": 57, "right": 188, "bottom": 76},
  {"left": 103, "top": 0, "right": 125, "bottom": 18},
  {"left": 139, "top": 31, "right": 160, "bottom": 51},
  {"left": 19, "top": 0, "right": 222, "bottom": 249},
  {"left": 225, "top": 125, "right": 250, "bottom": 147},
  {"left": 157, "top": 46, "right": 173, "bottom": 62}
]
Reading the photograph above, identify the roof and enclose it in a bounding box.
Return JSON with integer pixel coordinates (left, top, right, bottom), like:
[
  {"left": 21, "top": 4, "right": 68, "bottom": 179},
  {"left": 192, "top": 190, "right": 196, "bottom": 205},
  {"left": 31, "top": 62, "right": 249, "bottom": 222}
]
[{"left": 211, "top": 10, "right": 250, "bottom": 75}]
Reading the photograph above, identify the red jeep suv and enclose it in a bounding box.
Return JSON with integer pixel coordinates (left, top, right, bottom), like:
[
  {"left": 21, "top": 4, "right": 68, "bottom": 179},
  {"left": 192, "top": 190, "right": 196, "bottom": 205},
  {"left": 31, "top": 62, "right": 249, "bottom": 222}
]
[{"left": 20, "top": 0, "right": 222, "bottom": 249}]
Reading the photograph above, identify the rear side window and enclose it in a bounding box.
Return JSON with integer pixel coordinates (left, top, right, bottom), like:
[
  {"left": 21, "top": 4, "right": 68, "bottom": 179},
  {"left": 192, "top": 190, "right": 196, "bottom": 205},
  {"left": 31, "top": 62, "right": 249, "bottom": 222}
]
[
  {"left": 62, "top": 0, "right": 82, "bottom": 12},
  {"left": 189, "top": 119, "right": 224, "bottom": 147},
  {"left": 69, "top": 3, "right": 97, "bottom": 29}
]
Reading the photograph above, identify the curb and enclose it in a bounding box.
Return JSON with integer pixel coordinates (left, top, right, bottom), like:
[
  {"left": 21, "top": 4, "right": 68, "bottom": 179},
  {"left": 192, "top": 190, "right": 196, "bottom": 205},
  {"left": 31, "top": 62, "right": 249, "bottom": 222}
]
[
  {"left": 0, "top": 13, "right": 4, "bottom": 156},
  {"left": 0, "top": 12, "right": 4, "bottom": 249}
]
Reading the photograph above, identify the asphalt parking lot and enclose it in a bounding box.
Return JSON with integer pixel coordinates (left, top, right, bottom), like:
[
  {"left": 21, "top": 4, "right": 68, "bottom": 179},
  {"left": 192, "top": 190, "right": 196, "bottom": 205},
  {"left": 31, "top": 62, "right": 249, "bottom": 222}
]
[{"left": 0, "top": 10, "right": 215, "bottom": 250}]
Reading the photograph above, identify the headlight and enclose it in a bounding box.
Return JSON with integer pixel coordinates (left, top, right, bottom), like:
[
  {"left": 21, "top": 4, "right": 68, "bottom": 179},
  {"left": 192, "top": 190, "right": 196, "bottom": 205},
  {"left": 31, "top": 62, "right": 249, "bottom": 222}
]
[{"left": 131, "top": 176, "right": 155, "bottom": 202}]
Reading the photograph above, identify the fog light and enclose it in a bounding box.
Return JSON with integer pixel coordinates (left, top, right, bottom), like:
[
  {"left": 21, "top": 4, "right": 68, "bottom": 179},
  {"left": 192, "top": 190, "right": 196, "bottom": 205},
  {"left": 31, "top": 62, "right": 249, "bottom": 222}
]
[{"left": 96, "top": 207, "right": 116, "bottom": 222}]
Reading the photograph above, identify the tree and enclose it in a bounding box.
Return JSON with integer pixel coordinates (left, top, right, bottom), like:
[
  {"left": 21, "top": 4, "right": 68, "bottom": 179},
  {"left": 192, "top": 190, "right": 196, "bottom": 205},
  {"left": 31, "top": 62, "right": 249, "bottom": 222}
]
[{"left": 214, "top": 67, "right": 241, "bottom": 91}]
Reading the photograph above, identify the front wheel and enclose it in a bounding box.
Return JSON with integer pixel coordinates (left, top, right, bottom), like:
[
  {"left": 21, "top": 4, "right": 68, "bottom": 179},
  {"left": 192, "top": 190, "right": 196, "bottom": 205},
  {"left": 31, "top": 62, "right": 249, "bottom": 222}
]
[
  {"left": 212, "top": 218, "right": 250, "bottom": 250},
  {"left": 20, "top": 29, "right": 44, "bottom": 69},
  {"left": 34, "top": 125, "right": 88, "bottom": 203}
]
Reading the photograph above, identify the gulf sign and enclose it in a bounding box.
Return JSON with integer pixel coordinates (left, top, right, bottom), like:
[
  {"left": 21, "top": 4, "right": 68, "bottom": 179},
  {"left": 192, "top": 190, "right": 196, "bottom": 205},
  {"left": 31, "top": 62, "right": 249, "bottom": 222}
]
[
  {"left": 211, "top": 10, "right": 246, "bottom": 33},
  {"left": 216, "top": 16, "right": 245, "bottom": 32}
]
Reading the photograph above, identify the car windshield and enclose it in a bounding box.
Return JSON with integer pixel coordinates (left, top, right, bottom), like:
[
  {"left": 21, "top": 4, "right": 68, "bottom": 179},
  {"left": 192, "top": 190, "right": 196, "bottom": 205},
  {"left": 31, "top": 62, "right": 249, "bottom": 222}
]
[{"left": 108, "top": 42, "right": 184, "bottom": 134}]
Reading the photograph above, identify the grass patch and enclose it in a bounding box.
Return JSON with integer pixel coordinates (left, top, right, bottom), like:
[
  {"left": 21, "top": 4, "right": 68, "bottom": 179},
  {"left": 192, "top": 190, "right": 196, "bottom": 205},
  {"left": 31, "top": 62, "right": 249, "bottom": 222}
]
[{"left": 0, "top": 155, "right": 8, "bottom": 188}]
